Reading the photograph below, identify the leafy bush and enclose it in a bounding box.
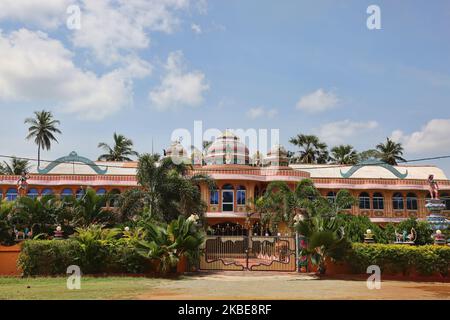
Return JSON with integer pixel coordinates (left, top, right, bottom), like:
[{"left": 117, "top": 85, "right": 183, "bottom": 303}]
[
  {"left": 18, "top": 240, "right": 83, "bottom": 276},
  {"left": 336, "top": 214, "right": 388, "bottom": 243},
  {"left": 18, "top": 238, "right": 148, "bottom": 276},
  {"left": 0, "top": 201, "right": 15, "bottom": 245},
  {"left": 346, "top": 243, "right": 450, "bottom": 276},
  {"left": 383, "top": 218, "right": 433, "bottom": 245},
  {"left": 135, "top": 216, "right": 205, "bottom": 273}
]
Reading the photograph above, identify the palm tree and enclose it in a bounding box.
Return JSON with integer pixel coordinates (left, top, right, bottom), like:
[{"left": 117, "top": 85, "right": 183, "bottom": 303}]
[
  {"left": 136, "top": 216, "right": 205, "bottom": 273},
  {"left": 98, "top": 132, "right": 139, "bottom": 161},
  {"left": 289, "top": 134, "right": 329, "bottom": 164},
  {"left": 135, "top": 153, "right": 214, "bottom": 223},
  {"left": 24, "top": 110, "right": 61, "bottom": 168},
  {"left": 376, "top": 137, "right": 406, "bottom": 165},
  {"left": 0, "top": 157, "right": 31, "bottom": 175},
  {"left": 358, "top": 149, "right": 381, "bottom": 162},
  {"left": 330, "top": 145, "right": 359, "bottom": 165}
]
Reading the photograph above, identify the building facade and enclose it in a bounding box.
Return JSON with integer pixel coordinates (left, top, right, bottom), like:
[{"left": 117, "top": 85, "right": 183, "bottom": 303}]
[{"left": 1, "top": 133, "right": 449, "bottom": 234}]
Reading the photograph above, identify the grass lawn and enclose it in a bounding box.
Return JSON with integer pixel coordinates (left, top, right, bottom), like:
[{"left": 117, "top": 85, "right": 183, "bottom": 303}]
[{"left": 0, "top": 276, "right": 169, "bottom": 300}]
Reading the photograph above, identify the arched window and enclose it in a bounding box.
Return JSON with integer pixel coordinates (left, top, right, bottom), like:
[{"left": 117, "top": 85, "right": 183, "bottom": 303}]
[
  {"left": 359, "top": 192, "right": 371, "bottom": 210},
  {"left": 372, "top": 192, "right": 384, "bottom": 210},
  {"left": 326, "top": 191, "right": 337, "bottom": 204},
  {"left": 222, "top": 184, "right": 234, "bottom": 212},
  {"left": 41, "top": 188, "right": 53, "bottom": 196},
  {"left": 109, "top": 189, "right": 121, "bottom": 207},
  {"left": 6, "top": 188, "right": 18, "bottom": 201},
  {"left": 237, "top": 185, "right": 246, "bottom": 205},
  {"left": 441, "top": 193, "right": 450, "bottom": 211},
  {"left": 76, "top": 188, "right": 85, "bottom": 200},
  {"left": 96, "top": 188, "right": 107, "bottom": 195},
  {"left": 210, "top": 188, "right": 219, "bottom": 205},
  {"left": 406, "top": 193, "right": 418, "bottom": 210},
  {"left": 27, "top": 188, "right": 39, "bottom": 199},
  {"left": 392, "top": 192, "right": 404, "bottom": 210},
  {"left": 61, "top": 188, "right": 73, "bottom": 198}
]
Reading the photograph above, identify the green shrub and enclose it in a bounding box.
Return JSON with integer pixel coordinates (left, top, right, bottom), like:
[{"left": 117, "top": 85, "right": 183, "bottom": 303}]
[
  {"left": 336, "top": 214, "right": 388, "bottom": 243},
  {"left": 18, "top": 239, "right": 147, "bottom": 276},
  {"left": 18, "top": 240, "right": 83, "bottom": 276},
  {"left": 385, "top": 218, "right": 434, "bottom": 245},
  {"left": 346, "top": 243, "right": 450, "bottom": 276}
]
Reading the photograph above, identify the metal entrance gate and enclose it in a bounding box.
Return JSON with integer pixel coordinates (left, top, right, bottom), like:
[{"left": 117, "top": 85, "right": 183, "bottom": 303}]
[{"left": 199, "top": 235, "right": 297, "bottom": 271}]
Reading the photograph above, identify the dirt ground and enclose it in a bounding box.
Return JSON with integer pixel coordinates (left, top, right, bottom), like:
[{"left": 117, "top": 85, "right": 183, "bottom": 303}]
[
  {"left": 136, "top": 272, "right": 450, "bottom": 300},
  {"left": 1, "top": 272, "right": 449, "bottom": 300}
]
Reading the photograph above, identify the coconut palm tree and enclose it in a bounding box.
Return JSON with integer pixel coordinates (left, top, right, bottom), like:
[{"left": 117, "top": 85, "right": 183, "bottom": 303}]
[
  {"left": 330, "top": 145, "right": 359, "bottom": 165},
  {"left": 376, "top": 137, "right": 406, "bottom": 165},
  {"left": 289, "top": 134, "right": 329, "bottom": 164},
  {"left": 0, "top": 157, "right": 31, "bottom": 175},
  {"left": 98, "top": 133, "right": 139, "bottom": 161},
  {"left": 258, "top": 180, "right": 355, "bottom": 273},
  {"left": 358, "top": 149, "right": 381, "bottom": 162},
  {"left": 135, "top": 153, "right": 214, "bottom": 223},
  {"left": 24, "top": 110, "right": 61, "bottom": 168}
]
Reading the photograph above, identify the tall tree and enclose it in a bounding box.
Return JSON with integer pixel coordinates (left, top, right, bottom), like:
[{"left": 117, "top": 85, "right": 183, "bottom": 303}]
[
  {"left": 358, "top": 149, "right": 381, "bottom": 162},
  {"left": 98, "top": 133, "right": 139, "bottom": 161},
  {"left": 330, "top": 145, "right": 359, "bottom": 165},
  {"left": 24, "top": 110, "right": 61, "bottom": 168},
  {"left": 135, "top": 153, "right": 213, "bottom": 223},
  {"left": 289, "top": 134, "right": 329, "bottom": 164},
  {"left": 0, "top": 157, "right": 31, "bottom": 175},
  {"left": 376, "top": 137, "right": 406, "bottom": 165}
]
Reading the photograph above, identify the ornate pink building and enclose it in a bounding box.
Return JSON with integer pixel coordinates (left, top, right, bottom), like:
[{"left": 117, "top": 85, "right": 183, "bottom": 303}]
[{"left": 1, "top": 132, "right": 449, "bottom": 232}]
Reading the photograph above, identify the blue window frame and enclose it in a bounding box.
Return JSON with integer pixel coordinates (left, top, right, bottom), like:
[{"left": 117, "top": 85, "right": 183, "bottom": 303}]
[
  {"left": 237, "top": 186, "right": 246, "bottom": 205},
  {"left": 359, "top": 192, "right": 370, "bottom": 210},
  {"left": 96, "top": 188, "right": 107, "bottom": 195},
  {"left": 76, "top": 189, "right": 85, "bottom": 200},
  {"left": 406, "top": 193, "right": 418, "bottom": 210},
  {"left": 61, "top": 188, "right": 73, "bottom": 198},
  {"left": 6, "top": 188, "right": 18, "bottom": 201},
  {"left": 222, "top": 184, "right": 234, "bottom": 212},
  {"left": 392, "top": 192, "right": 404, "bottom": 210},
  {"left": 327, "top": 191, "right": 337, "bottom": 204},
  {"left": 42, "top": 188, "right": 53, "bottom": 196},
  {"left": 210, "top": 189, "right": 219, "bottom": 205},
  {"left": 372, "top": 192, "right": 384, "bottom": 210},
  {"left": 27, "top": 188, "right": 39, "bottom": 199}
]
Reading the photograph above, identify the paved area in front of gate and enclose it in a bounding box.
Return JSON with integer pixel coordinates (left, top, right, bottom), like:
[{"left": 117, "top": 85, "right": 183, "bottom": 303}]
[{"left": 137, "top": 271, "right": 450, "bottom": 300}]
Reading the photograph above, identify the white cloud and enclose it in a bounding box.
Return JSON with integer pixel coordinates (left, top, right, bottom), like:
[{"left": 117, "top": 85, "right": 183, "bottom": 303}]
[
  {"left": 316, "top": 120, "right": 379, "bottom": 145},
  {"left": 0, "top": 29, "right": 133, "bottom": 120},
  {"left": 71, "top": 0, "right": 194, "bottom": 65},
  {"left": 246, "top": 107, "right": 278, "bottom": 119},
  {"left": 191, "top": 23, "right": 202, "bottom": 34},
  {"left": 296, "top": 88, "right": 339, "bottom": 113},
  {"left": 149, "top": 51, "right": 209, "bottom": 110},
  {"left": 0, "top": 0, "right": 71, "bottom": 29},
  {"left": 391, "top": 119, "right": 450, "bottom": 154}
]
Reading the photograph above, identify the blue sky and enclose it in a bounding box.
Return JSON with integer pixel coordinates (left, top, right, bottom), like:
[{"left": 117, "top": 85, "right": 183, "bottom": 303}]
[{"left": 0, "top": 0, "right": 449, "bottom": 175}]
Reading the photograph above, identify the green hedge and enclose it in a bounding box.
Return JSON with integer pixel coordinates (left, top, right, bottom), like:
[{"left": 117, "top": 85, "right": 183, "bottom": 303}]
[
  {"left": 18, "top": 240, "right": 149, "bottom": 276},
  {"left": 346, "top": 243, "right": 450, "bottom": 276}
]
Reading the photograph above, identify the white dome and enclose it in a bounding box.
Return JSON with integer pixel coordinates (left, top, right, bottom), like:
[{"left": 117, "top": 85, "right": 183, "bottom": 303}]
[{"left": 204, "top": 130, "right": 250, "bottom": 165}]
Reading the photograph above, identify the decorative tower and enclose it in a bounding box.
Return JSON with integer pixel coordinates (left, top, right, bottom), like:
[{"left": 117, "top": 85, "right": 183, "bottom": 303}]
[{"left": 424, "top": 174, "right": 449, "bottom": 244}]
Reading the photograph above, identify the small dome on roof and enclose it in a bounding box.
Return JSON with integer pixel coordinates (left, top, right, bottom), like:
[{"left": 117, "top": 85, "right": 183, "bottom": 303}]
[
  {"left": 164, "top": 140, "right": 189, "bottom": 164},
  {"left": 265, "top": 144, "right": 289, "bottom": 166},
  {"left": 204, "top": 130, "right": 250, "bottom": 165}
]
